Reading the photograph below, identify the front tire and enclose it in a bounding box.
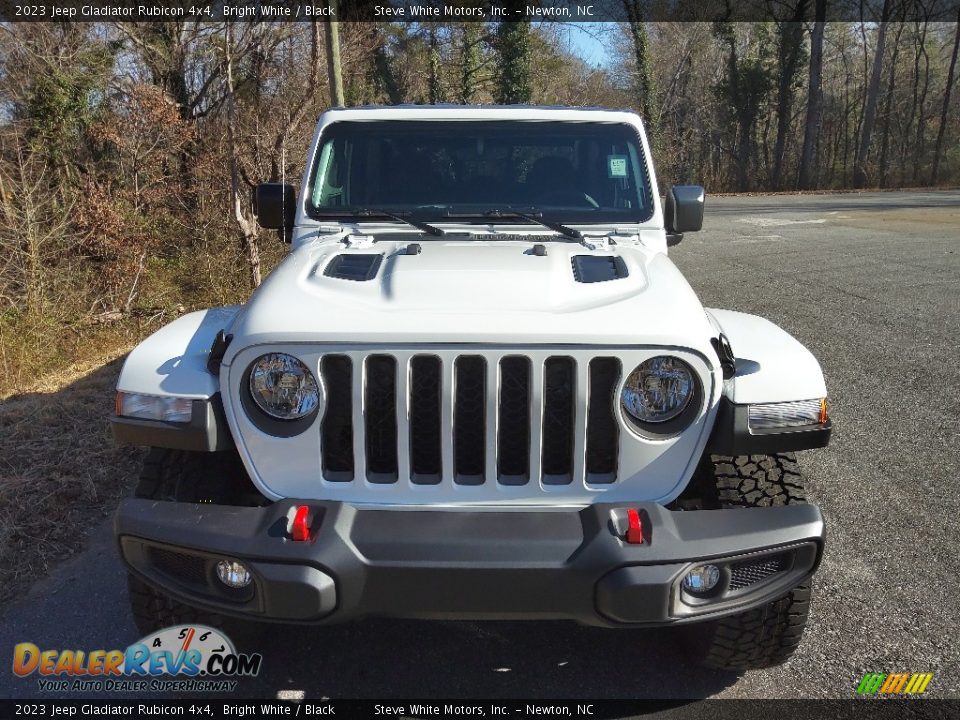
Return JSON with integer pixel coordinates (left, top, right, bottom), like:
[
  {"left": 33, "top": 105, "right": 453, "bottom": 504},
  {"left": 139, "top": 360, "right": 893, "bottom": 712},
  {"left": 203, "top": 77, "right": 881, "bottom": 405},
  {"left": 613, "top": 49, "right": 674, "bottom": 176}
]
[
  {"left": 127, "top": 573, "right": 226, "bottom": 637},
  {"left": 125, "top": 448, "right": 255, "bottom": 636},
  {"left": 688, "top": 453, "right": 814, "bottom": 671}
]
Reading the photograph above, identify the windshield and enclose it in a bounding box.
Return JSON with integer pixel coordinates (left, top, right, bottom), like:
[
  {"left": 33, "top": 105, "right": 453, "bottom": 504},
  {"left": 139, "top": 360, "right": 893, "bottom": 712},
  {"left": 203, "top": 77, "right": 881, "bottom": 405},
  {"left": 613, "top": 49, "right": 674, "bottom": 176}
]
[{"left": 307, "top": 120, "right": 654, "bottom": 224}]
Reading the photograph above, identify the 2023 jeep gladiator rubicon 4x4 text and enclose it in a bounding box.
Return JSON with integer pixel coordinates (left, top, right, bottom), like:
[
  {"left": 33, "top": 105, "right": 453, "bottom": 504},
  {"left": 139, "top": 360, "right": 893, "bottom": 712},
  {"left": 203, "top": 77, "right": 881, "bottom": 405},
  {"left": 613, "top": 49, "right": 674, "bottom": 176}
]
[{"left": 111, "top": 106, "right": 831, "bottom": 671}]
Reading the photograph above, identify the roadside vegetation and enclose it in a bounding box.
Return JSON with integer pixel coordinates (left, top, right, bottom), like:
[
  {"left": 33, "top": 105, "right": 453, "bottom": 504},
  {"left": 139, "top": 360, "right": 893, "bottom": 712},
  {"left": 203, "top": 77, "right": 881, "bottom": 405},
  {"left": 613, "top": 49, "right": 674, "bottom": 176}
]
[{"left": 0, "top": 14, "right": 957, "bottom": 599}]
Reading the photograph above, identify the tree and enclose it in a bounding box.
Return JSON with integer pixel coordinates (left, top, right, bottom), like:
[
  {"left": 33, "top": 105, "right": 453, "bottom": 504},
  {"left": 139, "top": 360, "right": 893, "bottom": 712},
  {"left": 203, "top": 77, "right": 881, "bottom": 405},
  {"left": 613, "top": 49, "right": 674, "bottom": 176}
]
[
  {"left": 495, "top": 3, "right": 532, "bottom": 104},
  {"left": 223, "top": 22, "right": 261, "bottom": 288},
  {"left": 853, "top": 0, "right": 893, "bottom": 189},
  {"left": 769, "top": 0, "right": 809, "bottom": 189},
  {"left": 2, "top": 25, "right": 116, "bottom": 185},
  {"left": 906, "top": 11, "right": 932, "bottom": 184},
  {"left": 222, "top": 23, "right": 322, "bottom": 287},
  {"left": 877, "top": 21, "right": 906, "bottom": 188},
  {"left": 622, "top": 0, "right": 658, "bottom": 143},
  {"left": 427, "top": 25, "right": 442, "bottom": 104},
  {"left": 713, "top": 22, "right": 774, "bottom": 191},
  {"left": 931, "top": 11, "right": 960, "bottom": 184},
  {"left": 459, "top": 23, "right": 486, "bottom": 104},
  {"left": 798, "top": 0, "right": 826, "bottom": 189}
]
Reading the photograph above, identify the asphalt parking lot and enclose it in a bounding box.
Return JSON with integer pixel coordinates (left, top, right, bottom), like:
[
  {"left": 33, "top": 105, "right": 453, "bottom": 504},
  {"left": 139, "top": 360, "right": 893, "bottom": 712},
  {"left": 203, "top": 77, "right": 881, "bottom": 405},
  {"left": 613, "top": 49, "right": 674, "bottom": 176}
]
[{"left": 1, "top": 190, "right": 958, "bottom": 701}]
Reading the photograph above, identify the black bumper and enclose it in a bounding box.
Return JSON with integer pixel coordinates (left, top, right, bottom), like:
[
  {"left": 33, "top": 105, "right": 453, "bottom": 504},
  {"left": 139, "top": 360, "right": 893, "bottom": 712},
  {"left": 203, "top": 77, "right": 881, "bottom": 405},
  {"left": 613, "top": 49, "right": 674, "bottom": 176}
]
[{"left": 115, "top": 499, "right": 824, "bottom": 628}]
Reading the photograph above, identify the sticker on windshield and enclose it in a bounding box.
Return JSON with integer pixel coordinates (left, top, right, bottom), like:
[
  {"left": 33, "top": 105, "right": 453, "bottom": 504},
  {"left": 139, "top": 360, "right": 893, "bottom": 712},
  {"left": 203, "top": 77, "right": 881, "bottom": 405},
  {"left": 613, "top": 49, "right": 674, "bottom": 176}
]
[{"left": 608, "top": 155, "right": 628, "bottom": 178}]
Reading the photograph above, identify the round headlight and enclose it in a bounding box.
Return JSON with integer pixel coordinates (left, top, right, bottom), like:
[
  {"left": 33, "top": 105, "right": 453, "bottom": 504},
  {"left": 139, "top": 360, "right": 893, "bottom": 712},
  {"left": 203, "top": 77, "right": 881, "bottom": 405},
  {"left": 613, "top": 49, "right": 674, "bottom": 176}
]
[
  {"left": 248, "top": 353, "right": 320, "bottom": 420},
  {"left": 621, "top": 356, "right": 695, "bottom": 424}
]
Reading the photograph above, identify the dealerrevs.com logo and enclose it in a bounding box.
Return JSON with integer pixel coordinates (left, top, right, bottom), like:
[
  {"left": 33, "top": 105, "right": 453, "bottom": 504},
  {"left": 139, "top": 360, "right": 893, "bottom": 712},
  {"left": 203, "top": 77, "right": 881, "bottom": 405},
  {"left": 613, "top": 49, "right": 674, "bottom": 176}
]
[{"left": 13, "top": 625, "right": 262, "bottom": 693}]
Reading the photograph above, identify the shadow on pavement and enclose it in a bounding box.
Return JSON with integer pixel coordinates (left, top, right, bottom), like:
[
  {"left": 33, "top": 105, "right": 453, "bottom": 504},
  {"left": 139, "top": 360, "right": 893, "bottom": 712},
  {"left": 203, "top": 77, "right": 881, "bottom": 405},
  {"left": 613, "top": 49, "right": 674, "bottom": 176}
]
[{"left": 227, "top": 616, "right": 740, "bottom": 701}]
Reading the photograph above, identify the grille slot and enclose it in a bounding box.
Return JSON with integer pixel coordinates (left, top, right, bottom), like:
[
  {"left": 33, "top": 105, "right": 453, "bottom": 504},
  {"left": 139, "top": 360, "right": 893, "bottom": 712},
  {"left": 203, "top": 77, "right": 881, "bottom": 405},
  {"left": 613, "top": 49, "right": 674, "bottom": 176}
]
[
  {"left": 410, "top": 355, "right": 442, "bottom": 483},
  {"left": 321, "top": 355, "right": 354, "bottom": 481},
  {"left": 497, "top": 356, "right": 531, "bottom": 484},
  {"left": 729, "top": 553, "right": 788, "bottom": 591},
  {"left": 454, "top": 356, "right": 486, "bottom": 484},
  {"left": 151, "top": 547, "right": 207, "bottom": 586},
  {"left": 364, "top": 355, "right": 398, "bottom": 482},
  {"left": 586, "top": 357, "right": 621, "bottom": 483},
  {"left": 541, "top": 356, "right": 576, "bottom": 484}
]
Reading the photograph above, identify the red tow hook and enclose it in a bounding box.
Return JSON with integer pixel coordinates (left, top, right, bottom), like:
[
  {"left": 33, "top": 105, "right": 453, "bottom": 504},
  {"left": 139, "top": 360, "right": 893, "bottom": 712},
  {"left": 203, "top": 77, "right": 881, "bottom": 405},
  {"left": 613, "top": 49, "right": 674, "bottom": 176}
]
[
  {"left": 625, "top": 508, "right": 644, "bottom": 544},
  {"left": 291, "top": 505, "right": 313, "bottom": 541}
]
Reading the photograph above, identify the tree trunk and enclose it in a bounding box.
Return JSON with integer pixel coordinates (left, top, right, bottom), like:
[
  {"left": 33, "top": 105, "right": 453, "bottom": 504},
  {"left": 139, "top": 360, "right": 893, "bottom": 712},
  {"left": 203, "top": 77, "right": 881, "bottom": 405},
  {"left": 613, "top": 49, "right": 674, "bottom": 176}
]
[
  {"left": 931, "top": 12, "right": 960, "bottom": 184},
  {"left": 854, "top": 0, "right": 892, "bottom": 189},
  {"left": 372, "top": 26, "right": 404, "bottom": 104},
  {"left": 324, "top": 0, "right": 344, "bottom": 106},
  {"left": 459, "top": 24, "right": 481, "bottom": 104},
  {"left": 878, "top": 23, "right": 905, "bottom": 188},
  {"left": 428, "top": 26, "right": 442, "bottom": 104},
  {"left": 797, "top": 0, "right": 826, "bottom": 190},
  {"left": 770, "top": 0, "right": 808, "bottom": 190},
  {"left": 900, "top": 20, "right": 926, "bottom": 183},
  {"left": 224, "top": 23, "right": 261, "bottom": 289},
  {"left": 911, "top": 22, "right": 931, "bottom": 184},
  {"left": 622, "top": 0, "right": 658, "bottom": 144},
  {"left": 495, "top": 2, "right": 532, "bottom": 104}
]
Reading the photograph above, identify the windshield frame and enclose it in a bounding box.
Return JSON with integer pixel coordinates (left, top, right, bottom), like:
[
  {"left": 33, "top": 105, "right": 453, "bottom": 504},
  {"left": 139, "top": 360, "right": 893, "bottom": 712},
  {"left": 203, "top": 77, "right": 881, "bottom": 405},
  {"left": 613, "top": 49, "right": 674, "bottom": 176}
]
[{"left": 304, "top": 119, "right": 657, "bottom": 226}]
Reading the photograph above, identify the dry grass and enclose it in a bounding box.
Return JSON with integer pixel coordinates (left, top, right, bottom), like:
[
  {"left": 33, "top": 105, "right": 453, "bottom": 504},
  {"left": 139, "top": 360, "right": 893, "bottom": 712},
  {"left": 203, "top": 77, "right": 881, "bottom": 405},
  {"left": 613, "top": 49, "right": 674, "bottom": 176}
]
[{"left": 0, "top": 346, "right": 143, "bottom": 604}]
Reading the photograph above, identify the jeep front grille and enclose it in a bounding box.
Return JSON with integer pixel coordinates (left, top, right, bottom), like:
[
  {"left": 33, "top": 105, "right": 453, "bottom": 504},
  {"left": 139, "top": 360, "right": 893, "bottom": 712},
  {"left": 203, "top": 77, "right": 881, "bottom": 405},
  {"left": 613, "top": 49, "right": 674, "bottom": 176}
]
[{"left": 318, "top": 351, "right": 622, "bottom": 487}]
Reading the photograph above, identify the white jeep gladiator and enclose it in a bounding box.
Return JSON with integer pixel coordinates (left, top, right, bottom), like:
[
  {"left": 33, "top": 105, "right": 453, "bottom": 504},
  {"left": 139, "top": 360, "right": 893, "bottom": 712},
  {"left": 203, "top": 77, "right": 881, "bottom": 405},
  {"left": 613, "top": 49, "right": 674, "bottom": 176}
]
[{"left": 112, "top": 106, "right": 831, "bottom": 670}]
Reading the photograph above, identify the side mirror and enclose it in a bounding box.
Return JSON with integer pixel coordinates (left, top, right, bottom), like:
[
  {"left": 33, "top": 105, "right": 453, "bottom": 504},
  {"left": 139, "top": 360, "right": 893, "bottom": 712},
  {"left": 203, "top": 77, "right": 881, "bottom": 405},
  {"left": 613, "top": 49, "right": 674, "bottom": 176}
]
[
  {"left": 253, "top": 183, "right": 296, "bottom": 238},
  {"left": 664, "top": 184, "right": 705, "bottom": 246}
]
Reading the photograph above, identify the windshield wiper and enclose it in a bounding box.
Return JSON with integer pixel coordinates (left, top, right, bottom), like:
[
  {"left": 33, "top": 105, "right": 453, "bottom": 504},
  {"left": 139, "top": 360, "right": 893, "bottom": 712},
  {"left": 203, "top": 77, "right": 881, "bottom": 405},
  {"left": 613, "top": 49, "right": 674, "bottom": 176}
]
[
  {"left": 354, "top": 208, "right": 445, "bottom": 237},
  {"left": 482, "top": 209, "right": 582, "bottom": 240}
]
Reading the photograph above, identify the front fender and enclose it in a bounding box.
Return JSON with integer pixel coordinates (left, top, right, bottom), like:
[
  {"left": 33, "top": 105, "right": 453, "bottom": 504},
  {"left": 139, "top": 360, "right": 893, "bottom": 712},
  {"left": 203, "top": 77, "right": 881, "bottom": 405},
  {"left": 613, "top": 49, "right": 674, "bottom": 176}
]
[
  {"left": 704, "top": 309, "right": 831, "bottom": 455},
  {"left": 112, "top": 306, "right": 241, "bottom": 451},
  {"left": 706, "top": 308, "right": 827, "bottom": 404},
  {"left": 117, "top": 307, "right": 241, "bottom": 398}
]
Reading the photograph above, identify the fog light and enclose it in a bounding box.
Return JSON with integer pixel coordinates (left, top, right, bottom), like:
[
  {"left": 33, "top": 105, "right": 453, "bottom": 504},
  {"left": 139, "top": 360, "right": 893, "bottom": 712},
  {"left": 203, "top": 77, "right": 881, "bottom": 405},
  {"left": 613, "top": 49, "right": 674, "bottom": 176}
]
[
  {"left": 682, "top": 564, "right": 720, "bottom": 594},
  {"left": 216, "top": 560, "right": 252, "bottom": 589}
]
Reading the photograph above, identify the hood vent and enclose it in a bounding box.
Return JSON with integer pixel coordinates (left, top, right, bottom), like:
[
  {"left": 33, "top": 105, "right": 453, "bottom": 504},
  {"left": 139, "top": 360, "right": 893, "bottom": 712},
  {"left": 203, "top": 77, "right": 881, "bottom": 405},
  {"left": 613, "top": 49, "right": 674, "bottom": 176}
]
[
  {"left": 324, "top": 253, "right": 384, "bottom": 282},
  {"left": 571, "top": 255, "right": 628, "bottom": 283}
]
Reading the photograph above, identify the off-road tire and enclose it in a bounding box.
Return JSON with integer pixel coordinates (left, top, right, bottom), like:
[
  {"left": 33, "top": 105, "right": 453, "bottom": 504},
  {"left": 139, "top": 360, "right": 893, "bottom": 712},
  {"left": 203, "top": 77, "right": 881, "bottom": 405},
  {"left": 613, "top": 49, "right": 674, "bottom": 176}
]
[
  {"left": 689, "top": 453, "right": 813, "bottom": 671},
  {"left": 127, "top": 574, "right": 226, "bottom": 637},
  {"left": 134, "top": 447, "right": 260, "bottom": 505},
  {"left": 126, "top": 448, "right": 253, "bottom": 636}
]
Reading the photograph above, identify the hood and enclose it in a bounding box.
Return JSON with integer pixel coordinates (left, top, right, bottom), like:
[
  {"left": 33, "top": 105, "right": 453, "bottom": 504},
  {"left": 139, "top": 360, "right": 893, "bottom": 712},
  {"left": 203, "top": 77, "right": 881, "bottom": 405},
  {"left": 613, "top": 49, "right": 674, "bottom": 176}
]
[{"left": 224, "top": 235, "right": 716, "bottom": 360}]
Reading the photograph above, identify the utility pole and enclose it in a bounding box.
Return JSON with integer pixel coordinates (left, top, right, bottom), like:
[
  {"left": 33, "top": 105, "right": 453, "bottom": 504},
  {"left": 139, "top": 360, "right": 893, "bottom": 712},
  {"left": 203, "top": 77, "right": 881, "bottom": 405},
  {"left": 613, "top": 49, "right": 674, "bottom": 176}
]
[{"left": 325, "top": 0, "right": 345, "bottom": 106}]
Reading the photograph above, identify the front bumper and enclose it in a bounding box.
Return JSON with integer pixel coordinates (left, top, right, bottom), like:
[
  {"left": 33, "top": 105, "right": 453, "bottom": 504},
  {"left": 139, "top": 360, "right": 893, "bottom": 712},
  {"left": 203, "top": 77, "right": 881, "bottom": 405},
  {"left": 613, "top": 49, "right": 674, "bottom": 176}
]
[{"left": 115, "top": 500, "right": 824, "bottom": 627}]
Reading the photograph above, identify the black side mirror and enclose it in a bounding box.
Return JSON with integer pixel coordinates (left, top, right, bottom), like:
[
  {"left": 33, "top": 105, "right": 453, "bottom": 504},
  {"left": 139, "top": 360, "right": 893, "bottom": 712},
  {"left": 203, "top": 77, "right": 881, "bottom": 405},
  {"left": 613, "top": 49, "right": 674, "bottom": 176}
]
[
  {"left": 253, "top": 183, "right": 296, "bottom": 238},
  {"left": 664, "top": 184, "right": 705, "bottom": 246}
]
